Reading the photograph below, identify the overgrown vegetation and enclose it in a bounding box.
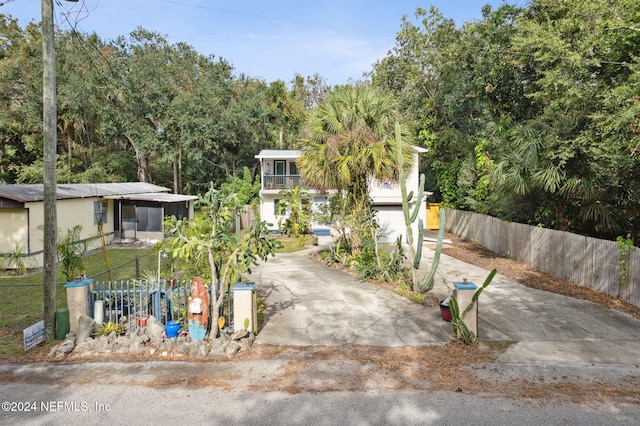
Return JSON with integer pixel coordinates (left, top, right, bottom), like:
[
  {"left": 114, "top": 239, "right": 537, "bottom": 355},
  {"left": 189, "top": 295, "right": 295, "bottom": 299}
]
[
  {"left": 370, "top": 1, "right": 640, "bottom": 243},
  {"left": 56, "top": 225, "right": 90, "bottom": 281},
  {"left": 277, "top": 185, "right": 312, "bottom": 237},
  {"left": 163, "top": 180, "right": 282, "bottom": 339},
  {"left": 0, "top": 242, "right": 31, "bottom": 275},
  {"left": 93, "top": 321, "right": 125, "bottom": 337}
]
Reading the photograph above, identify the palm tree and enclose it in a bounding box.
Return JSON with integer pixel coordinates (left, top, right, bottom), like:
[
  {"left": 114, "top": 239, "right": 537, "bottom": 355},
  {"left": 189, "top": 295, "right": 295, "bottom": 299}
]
[
  {"left": 491, "top": 124, "right": 625, "bottom": 234},
  {"left": 297, "top": 85, "right": 414, "bottom": 252},
  {"left": 277, "top": 185, "right": 312, "bottom": 237}
]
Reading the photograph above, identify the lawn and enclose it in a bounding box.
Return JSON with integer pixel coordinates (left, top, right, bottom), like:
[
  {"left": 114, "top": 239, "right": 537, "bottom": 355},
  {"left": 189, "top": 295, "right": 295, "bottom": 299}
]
[
  {"left": 274, "top": 234, "right": 319, "bottom": 254},
  {"left": 0, "top": 235, "right": 310, "bottom": 359},
  {"left": 0, "top": 247, "right": 154, "bottom": 358}
]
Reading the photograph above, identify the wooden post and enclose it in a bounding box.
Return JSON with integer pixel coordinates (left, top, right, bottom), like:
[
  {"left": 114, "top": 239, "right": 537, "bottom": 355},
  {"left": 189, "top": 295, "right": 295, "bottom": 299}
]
[{"left": 42, "top": 0, "right": 58, "bottom": 342}]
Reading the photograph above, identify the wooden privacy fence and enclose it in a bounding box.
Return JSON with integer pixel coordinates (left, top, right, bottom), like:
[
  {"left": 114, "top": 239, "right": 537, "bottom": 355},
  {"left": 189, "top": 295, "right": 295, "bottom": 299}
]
[{"left": 444, "top": 209, "right": 639, "bottom": 307}]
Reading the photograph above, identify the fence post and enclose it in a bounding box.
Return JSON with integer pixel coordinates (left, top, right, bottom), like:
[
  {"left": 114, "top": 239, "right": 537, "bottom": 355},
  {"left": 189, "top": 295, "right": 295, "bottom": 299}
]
[{"left": 135, "top": 255, "right": 140, "bottom": 279}]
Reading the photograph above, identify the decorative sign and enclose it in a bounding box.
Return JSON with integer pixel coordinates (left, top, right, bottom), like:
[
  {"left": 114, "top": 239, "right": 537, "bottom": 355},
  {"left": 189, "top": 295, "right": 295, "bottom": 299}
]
[{"left": 24, "top": 320, "right": 45, "bottom": 351}]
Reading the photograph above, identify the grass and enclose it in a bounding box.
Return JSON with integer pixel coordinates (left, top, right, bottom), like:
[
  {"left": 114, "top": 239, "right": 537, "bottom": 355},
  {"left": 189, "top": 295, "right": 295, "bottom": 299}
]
[
  {"left": 0, "top": 247, "right": 154, "bottom": 358},
  {"left": 274, "top": 234, "right": 318, "bottom": 254},
  {"left": 0, "top": 247, "right": 156, "bottom": 285},
  {"left": 0, "top": 232, "right": 309, "bottom": 358}
]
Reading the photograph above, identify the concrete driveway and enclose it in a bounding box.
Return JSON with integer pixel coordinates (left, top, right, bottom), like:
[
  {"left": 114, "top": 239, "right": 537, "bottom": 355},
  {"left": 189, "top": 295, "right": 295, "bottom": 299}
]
[
  {"left": 249, "top": 240, "right": 451, "bottom": 346},
  {"left": 250, "top": 237, "right": 640, "bottom": 365}
]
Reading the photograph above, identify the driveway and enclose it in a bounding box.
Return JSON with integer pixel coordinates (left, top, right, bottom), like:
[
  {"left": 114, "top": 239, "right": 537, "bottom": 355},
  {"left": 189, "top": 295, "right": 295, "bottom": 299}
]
[
  {"left": 250, "top": 237, "right": 640, "bottom": 365},
  {"left": 249, "top": 240, "right": 451, "bottom": 346}
]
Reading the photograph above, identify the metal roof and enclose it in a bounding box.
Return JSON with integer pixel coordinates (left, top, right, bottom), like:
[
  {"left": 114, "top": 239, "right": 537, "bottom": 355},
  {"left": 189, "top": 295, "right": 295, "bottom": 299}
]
[
  {"left": 0, "top": 183, "right": 172, "bottom": 203},
  {"left": 103, "top": 192, "right": 197, "bottom": 203},
  {"left": 255, "top": 150, "right": 302, "bottom": 159}
]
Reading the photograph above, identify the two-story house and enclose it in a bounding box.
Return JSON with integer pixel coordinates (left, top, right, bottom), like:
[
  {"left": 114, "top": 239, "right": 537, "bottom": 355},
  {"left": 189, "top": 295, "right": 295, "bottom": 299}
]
[{"left": 255, "top": 147, "right": 428, "bottom": 243}]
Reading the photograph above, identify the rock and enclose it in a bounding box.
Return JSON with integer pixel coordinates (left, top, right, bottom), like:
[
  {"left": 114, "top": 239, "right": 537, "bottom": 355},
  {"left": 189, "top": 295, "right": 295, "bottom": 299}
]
[
  {"left": 48, "top": 345, "right": 60, "bottom": 358},
  {"left": 96, "top": 339, "right": 112, "bottom": 353},
  {"left": 73, "top": 341, "right": 93, "bottom": 356},
  {"left": 114, "top": 335, "right": 131, "bottom": 349},
  {"left": 231, "top": 329, "right": 249, "bottom": 340},
  {"left": 111, "top": 335, "right": 131, "bottom": 353},
  {"left": 240, "top": 336, "right": 253, "bottom": 351},
  {"left": 56, "top": 339, "right": 75, "bottom": 357},
  {"left": 208, "top": 344, "right": 224, "bottom": 357},
  {"left": 150, "top": 336, "right": 164, "bottom": 348},
  {"left": 146, "top": 316, "right": 165, "bottom": 338},
  {"left": 76, "top": 314, "right": 96, "bottom": 344},
  {"left": 225, "top": 341, "right": 241, "bottom": 357},
  {"left": 129, "top": 340, "right": 144, "bottom": 353},
  {"left": 218, "top": 332, "right": 231, "bottom": 347},
  {"left": 180, "top": 343, "right": 190, "bottom": 355},
  {"left": 130, "top": 334, "right": 143, "bottom": 345},
  {"left": 189, "top": 340, "right": 206, "bottom": 356},
  {"left": 114, "top": 344, "right": 129, "bottom": 354},
  {"left": 198, "top": 343, "right": 209, "bottom": 357},
  {"left": 140, "top": 334, "right": 150, "bottom": 343},
  {"left": 107, "top": 331, "right": 117, "bottom": 344}
]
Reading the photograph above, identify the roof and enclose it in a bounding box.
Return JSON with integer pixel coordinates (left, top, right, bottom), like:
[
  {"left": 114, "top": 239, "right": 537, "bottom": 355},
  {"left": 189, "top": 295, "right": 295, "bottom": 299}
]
[
  {"left": 0, "top": 183, "right": 172, "bottom": 203},
  {"left": 103, "top": 192, "right": 197, "bottom": 203},
  {"left": 255, "top": 150, "right": 302, "bottom": 160},
  {"left": 255, "top": 146, "right": 427, "bottom": 160}
]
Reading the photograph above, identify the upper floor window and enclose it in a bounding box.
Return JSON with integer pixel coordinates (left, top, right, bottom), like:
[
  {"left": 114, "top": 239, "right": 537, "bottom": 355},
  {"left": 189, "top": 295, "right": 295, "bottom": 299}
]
[
  {"left": 274, "top": 160, "right": 286, "bottom": 175},
  {"left": 289, "top": 161, "right": 298, "bottom": 175}
]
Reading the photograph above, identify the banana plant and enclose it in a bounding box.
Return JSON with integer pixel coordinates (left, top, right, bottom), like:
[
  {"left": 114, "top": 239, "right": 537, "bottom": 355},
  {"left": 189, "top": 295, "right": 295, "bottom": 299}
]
[{"left": 396, "top": 122, "right": 446, "bottom": 293}]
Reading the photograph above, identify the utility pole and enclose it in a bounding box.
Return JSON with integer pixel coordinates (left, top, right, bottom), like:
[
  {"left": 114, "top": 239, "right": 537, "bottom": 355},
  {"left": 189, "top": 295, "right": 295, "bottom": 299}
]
[
  {"left": 41, "top": 0, "right": 78, "bottom": 342},
  {"left": 42, "top": 0, "right": 57, "bottom": 342}
]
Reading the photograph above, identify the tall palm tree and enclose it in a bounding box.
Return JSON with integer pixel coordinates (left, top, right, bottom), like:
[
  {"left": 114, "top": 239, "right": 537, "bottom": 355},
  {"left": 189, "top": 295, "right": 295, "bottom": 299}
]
[{"left": 298, "top": 85, "right": 414, "bottom": 252}]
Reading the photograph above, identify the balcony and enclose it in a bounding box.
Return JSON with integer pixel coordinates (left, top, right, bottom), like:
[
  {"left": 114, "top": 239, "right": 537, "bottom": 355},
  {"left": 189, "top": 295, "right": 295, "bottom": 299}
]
[{"left": 263, "top": 174, "right": 303, "bottom": 190}]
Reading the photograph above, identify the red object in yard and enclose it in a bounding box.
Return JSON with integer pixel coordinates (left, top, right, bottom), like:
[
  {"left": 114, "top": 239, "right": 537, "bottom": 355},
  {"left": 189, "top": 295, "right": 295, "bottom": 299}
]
[
  {"left": 136, "top": 316, "right": 147, "bottom": 327},
  {"left": 439, "top": 301, "right": 452, "bottom": 322}
]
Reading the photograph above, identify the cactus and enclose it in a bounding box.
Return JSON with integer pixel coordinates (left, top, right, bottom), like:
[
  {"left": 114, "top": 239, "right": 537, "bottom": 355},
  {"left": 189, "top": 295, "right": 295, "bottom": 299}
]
[
  {"left": 450, "top": 269, "right": 496, "bottom": 344},
  {"left": 395, "top": 121, "right": 446, "bottom": 293}
]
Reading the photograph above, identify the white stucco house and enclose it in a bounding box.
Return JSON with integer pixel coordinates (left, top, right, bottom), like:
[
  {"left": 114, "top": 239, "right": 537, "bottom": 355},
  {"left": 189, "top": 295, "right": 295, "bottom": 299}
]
[{"left": 254, "top": 147, "right": 428, "bottom": 243}]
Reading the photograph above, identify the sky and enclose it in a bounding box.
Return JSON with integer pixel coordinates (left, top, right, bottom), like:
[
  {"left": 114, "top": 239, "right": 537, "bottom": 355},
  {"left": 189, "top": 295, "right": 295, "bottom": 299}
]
[{"left": 1, "top": 0, "right": 526, "bottom": 86}]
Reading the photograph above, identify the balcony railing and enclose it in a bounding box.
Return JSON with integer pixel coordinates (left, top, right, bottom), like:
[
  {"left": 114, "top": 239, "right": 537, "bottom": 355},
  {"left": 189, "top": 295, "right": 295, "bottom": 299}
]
[{"left": 263, "top": 174, "right": 303, "bottom": 190}]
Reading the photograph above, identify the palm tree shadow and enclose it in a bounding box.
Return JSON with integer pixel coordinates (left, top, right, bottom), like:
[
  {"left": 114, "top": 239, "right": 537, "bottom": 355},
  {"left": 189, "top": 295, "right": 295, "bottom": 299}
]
[{"left": 255, "top": 279, "right": 300, "bottom": 332}]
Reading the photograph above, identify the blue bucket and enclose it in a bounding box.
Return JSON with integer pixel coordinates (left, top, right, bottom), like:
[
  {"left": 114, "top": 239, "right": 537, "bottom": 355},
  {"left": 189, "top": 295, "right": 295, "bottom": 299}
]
[{"left": 165, "top": 320, "right": 180, "bottom": 338}]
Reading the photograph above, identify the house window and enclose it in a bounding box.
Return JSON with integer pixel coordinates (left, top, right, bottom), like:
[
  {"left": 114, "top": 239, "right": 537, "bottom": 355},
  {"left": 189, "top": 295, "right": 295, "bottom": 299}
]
[
  {"left": 94, "top": 200, "right": 108, "bottom": 225},
  {"left": 136, "top": 206, "right": 163, "bottom": 232},
  {"left": 274, "top": 160, "right": 286, "bottom": 175},
  {"left": 289, "top": 161, "right": 298, "bottom": 175},
  {"left": 274, "top": 198, "right": 282, "bottom": 216}
]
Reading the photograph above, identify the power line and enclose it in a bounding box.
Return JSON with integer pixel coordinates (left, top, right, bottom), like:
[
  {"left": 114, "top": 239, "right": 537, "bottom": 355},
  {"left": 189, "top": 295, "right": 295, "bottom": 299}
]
[{"left": 158, "top": 0, "right": 392, "bottom": 37}]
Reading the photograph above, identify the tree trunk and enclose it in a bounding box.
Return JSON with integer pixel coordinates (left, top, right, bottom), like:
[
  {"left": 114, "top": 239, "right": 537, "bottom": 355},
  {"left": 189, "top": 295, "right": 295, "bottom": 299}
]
[
  {"left": 178, "top": 144, "right": 182, "bottom": 193},
  {"left": 125, "top": 135, "right": 152, "bottom": 183},
  {"left": 173, "top": 152, "right": 178, "bottom": 194},
  {"left": 136, "top": 149, "right": 152, "bottom": 182}
]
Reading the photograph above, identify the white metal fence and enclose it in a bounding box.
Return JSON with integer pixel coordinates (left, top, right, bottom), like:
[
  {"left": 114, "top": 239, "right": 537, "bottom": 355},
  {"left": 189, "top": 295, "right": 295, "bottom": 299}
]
[{"left": 444, "top": 209, "right": 639, "bottom": 306}]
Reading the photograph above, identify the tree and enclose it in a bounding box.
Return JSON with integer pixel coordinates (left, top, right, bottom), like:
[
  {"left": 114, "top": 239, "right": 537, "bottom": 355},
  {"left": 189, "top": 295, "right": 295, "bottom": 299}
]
[
  {"left": 57, "top": 225, "right": 89, "bottom": 282},
  {"left": 277, "top": 186, "right": 311, "bottom": 237},
  {"left": 165, "top": 185, "right": 281, "bottom": 340},
  {"left": 370, "top": 1, "right": 640, "bottom": 241},
  {"left": 298, "top": 85, "right": 413, "bottom": 253},
  {"left": 0, "top": 16, "right": 45, "bottom": 184}
]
